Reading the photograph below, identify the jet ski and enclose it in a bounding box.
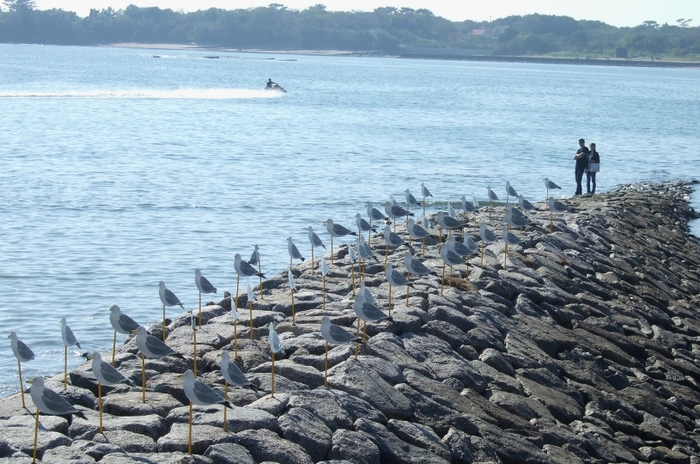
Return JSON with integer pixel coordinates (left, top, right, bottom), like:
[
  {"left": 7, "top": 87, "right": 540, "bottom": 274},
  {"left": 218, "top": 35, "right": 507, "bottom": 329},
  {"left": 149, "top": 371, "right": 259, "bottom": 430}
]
[{"left": 265, "top": 83, "right": 287, "bottom": 93}]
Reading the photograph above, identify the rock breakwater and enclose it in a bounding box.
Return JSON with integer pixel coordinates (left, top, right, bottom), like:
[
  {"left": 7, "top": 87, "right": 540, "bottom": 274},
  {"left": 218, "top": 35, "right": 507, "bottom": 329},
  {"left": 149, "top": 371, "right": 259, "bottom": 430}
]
[{"left": 2, "top": 181, "right": 700, "bottom": 464}]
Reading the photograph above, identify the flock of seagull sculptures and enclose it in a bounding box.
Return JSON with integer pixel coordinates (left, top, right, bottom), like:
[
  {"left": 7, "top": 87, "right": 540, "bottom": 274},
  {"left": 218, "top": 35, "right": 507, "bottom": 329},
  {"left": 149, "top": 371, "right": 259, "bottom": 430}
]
[{"left": 9, "top": 178, "right": 569, "bottom": 460}]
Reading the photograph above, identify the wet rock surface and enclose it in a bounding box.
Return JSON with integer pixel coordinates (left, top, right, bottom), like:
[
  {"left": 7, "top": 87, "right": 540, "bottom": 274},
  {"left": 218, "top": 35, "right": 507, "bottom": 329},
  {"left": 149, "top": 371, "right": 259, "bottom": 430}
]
[{"left": 3, "top": 181, "right": 700, "bottom": 463}]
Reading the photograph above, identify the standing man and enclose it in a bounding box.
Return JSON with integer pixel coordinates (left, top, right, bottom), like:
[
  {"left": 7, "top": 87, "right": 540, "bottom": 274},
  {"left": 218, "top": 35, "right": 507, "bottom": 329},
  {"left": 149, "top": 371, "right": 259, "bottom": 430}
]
[{"left": 573, "top": 138, "right": 590, "bottom": 196}]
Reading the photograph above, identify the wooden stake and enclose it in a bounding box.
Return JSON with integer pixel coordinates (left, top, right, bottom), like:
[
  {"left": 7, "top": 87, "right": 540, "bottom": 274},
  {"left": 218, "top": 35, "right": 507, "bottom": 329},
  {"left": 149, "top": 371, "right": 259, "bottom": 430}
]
[
  {"left": 111, "top": 331, "right": 117, "bottom": 367},
  {"left": 162, "top": 304, "right": 167, "bottom": 342},
  {"left": 188, "top": 402, "right": 193, "bottom": 454},
  {"left": 18, "top": 360, "right": 25, "bottom": 408},
  {"left": 98, "top": 382, "right": 103, "bottom": 433},
  {"left": 388, "top": 285, "right": 392, "bottom": 317},
  {"left": 405, "top": 272, "right": 411, "bottom": 306},
  {"left": 324, "top": 342, "right": 329, "bottom": 387},
  {"left": 32, "top": 409, "right": 39, "bottom": 463},
  {"left": 441, "top": 262, "right": 445, "bottom": 295},
  {"left": 351, "top": 263, "right": 356, "bottom": 297},
  {"left": 141, "top": 355, "right": 146, "bottom": 403},
  {"left": 271, "top": 352, "right": 276, "bottom": 398},
  {"left": 223, "top": 382, "right": 228, "bottom": 431},
  {"left": 291, "top": 287, "right": 296, "bottom": 325},
  {"left": 550, "top": 211, "right": 554, "bottom": 233},
  {"left": 311, "top": 245, "right": 315, "bottom": 275}
]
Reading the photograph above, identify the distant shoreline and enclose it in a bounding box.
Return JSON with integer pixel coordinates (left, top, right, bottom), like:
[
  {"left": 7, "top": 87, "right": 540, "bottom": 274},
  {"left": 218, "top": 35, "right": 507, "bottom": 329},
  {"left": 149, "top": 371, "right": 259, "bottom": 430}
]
[
  {"left": 400, "top": 53, "right": 700, "bottom": 68},
  {"left": 109, "top": 43, "right": 361, "bottom": 57},
  {"left": 109, "top": 42, "right": 700, "bottom": 68}
]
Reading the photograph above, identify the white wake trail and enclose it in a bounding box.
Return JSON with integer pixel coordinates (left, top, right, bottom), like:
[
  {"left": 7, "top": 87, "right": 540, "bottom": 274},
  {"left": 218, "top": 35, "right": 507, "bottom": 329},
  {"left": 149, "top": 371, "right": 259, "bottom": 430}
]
[{"left": 0, "top": 88, "right": 285, "bottom": 100}]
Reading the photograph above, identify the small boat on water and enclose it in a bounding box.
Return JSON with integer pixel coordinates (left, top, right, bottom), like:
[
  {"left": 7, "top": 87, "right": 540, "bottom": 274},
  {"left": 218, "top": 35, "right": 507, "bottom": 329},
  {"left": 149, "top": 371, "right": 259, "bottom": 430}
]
[{"left": 265, "top": 83, "right": 287, "bottom": 93}]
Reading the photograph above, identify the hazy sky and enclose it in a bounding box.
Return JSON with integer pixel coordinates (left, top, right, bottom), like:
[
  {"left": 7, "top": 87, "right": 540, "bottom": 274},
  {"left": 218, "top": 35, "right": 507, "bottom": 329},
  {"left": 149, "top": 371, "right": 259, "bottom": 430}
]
[{"left": 32, "top": 0, "right": 700, "bottom": 28}]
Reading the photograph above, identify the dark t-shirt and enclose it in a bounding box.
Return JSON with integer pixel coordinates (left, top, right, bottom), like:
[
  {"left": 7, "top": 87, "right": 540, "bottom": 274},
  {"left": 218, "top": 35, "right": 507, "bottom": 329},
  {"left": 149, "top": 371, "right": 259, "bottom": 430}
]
[{"left": 576, "top": 147, "right": 590, "bottom": 168}]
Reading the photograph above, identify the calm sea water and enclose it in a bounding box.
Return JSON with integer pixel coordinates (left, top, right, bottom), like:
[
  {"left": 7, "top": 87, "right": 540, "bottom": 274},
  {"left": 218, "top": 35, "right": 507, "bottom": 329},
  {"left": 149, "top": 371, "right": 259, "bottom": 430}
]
[{"left": 1, "top": 44, "right": 699, "bottom": 398}]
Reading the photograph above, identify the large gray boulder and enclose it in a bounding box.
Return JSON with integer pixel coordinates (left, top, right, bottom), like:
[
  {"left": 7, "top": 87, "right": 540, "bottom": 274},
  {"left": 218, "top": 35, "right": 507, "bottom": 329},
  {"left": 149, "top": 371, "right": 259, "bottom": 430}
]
[
  {"left": 204, "top": 442, "right": 256, "bottom": 464},
  {"left": 68, "top": 412, "right": 167, "bottom": 440},
  {"left": 403, "top": 369, "right": 534, "bottom": 432},
  {"left": 355, "top": 355, "right": 405, "bottom": 385},
  {"left": 327, "top": 358, "right": 412, "bottom": 420},
  {"left": 394, "top": 382, "right": 478, "bottom": 436},
  {"left": 248, "top": 359, "right": 325, "bottom": 389},
  {"left": 442, "top": 426, "right": 503, "bottom": 464},
  {"left": 327, "top": 429, "right": 380, "bottom": 464},
  {"left": 166, "top": 404, "right": 278, "bottom": 433},
  {"left": 428, "top": 304, "right": 476, "bottom": 334},
  {"left": 474, "top": 419, "right": 555, "bottom": 464},
  {"left": 287, "top": 390, "right": 354, "bottom": 430},
  {"left": 102, "top": 391, "right": 184, "bottom": 418},
  {"left": 40, "top": 445, "right": 96, "bottom": 464},
  {"left": 487, "top": 390, "right": 555, "bottom": 422},
  {"left": 365, "top": 332, "right": 433, "bottom": 378},
  {"left": 401, "top": 332, "right": 487, "bottom": 392},
  {"left": 386, "top": 419, "right": 452, "bottom": 462},
  {"left": 237, "top": 428, "right": 314, "bottom": 464},
  {"left": 354, "top": 418, "right": 450, "bottom": 464},
  {"left": 247, "top": 393, "right": 289, "bottom": 416},
  {"left": 156, "top": 423, "right": 238, "bottom": 455},
  {"left": 423, "top": 320, "right": 471, "bottom": 350},
  {"left": 93, "top": 429, "right": 157, "bottom": 453},
  {"left": 278, "top": 407, "right": 333, "bottom": 462},
  {"left": 516, "top": 368, "right": 583, "bottom": 423},
  {"left": 99, "top": 451, "right": 213, "bottom": 463},
  {"left": 4, "top": 413, "right": 69, "bottom": 435},
  {"left": 70, "top": 440, "right": 124, "bottom": 461},
  {"left": 0, "top": 424, "right": 72, "bottom": 460}
]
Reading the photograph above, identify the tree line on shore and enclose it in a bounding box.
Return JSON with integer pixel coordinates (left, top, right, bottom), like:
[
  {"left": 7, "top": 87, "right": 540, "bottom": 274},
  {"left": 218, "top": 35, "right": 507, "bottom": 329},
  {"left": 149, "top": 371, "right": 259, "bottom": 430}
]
[{"left": 1, "top": 0, "right": 699, "bottom": 59}]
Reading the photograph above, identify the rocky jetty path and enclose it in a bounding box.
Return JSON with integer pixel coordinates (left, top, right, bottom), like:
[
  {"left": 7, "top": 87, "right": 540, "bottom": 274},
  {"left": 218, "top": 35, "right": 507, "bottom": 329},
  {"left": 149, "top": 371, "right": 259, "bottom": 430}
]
[{"left": 2, "top": 181, "right": 700, "bottom": 464}]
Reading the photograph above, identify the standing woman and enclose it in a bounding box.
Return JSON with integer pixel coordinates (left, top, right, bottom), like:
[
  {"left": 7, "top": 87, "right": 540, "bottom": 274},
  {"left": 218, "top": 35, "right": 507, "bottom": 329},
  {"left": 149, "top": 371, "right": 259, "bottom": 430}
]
[{"left": 586, "top": 143, "right": 600, "bottom": 195}]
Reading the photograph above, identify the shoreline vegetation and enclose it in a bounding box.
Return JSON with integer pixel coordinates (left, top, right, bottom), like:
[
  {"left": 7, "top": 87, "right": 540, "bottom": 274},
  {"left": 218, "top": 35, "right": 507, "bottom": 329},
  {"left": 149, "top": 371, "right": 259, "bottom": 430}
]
[
  {"left": 2, "top": 180, "right": 700, "bottom": 463},
  {"left": 110, "top": 42, "right": 700, "bottom": 68},
  {"left": 2, "top": 4, "right": 700, "bottom": 64}
]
